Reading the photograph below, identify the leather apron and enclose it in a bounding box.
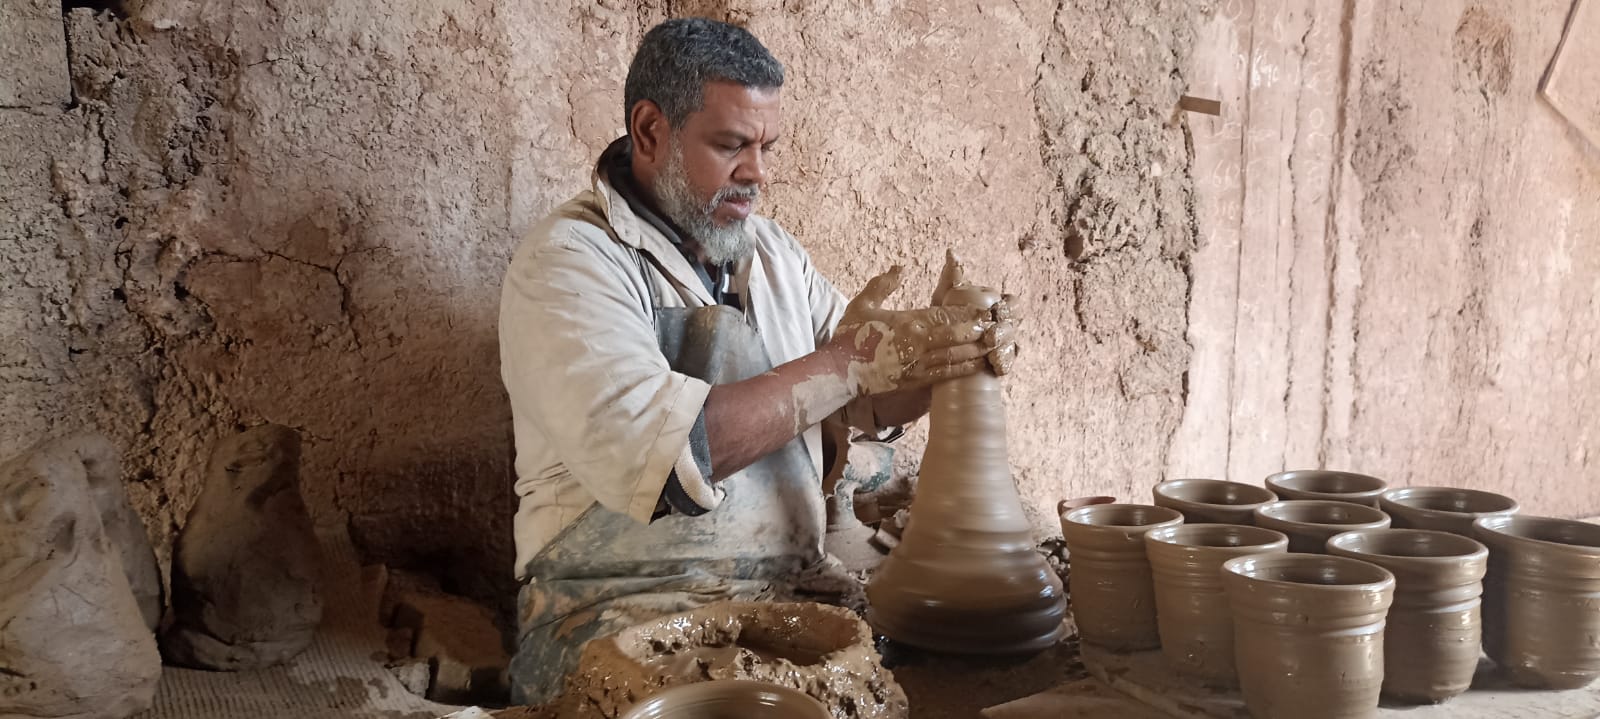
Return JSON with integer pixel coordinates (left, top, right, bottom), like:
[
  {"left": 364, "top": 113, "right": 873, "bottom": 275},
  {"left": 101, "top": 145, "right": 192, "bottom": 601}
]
[{"left": 507, "top": 304, "right": 834, "bottom": 706}]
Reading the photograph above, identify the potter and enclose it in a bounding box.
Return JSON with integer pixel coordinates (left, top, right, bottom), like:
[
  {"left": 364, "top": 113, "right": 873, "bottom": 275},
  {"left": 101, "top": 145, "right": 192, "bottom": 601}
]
[{"left": 497, "top": 18, "right": 1020, "bottom": 704}]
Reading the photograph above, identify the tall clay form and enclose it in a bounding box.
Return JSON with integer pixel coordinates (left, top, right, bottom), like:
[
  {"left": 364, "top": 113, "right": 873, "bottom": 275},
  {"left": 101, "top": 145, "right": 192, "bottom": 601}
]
[
  {"left": 1475, "top": 515, "right": 1600, "bottom": 689},
  {"left": 1145, "top": 524, "right": 1288, "bottom": 685},
  {"left": 1223, "top": 554, "right": 1394, "bottom": 719},
  {"left": 865, "top": 285, "right": 1066, "bottom": 653},
  {"left": 1327, "top": 529, "right": 1487, "bottom": 703},
  {"left": 1060, "top": 504, "right": 1184, "bottom": 651}
]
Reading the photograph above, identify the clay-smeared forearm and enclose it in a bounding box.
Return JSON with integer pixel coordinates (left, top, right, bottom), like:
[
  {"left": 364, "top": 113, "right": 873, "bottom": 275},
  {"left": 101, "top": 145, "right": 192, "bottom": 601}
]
[{"left": 703, "top": 344, "right": 856, "bottom": 482}]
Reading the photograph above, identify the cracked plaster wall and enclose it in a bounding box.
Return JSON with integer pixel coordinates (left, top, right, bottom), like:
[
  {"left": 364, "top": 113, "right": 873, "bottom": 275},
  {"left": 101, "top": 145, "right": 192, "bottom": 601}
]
[
  {"left": 1174, "top": 0, "right": 1600, "bottom": 517},
  {"left": 1, "top": 0, "right": 1198, "bottom": 589}
]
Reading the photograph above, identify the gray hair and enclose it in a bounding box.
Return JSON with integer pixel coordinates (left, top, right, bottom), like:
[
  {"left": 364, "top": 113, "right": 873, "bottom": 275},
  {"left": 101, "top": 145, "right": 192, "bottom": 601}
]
[{"left": 624, "top": 18, "right": 785, "bottom": 131}]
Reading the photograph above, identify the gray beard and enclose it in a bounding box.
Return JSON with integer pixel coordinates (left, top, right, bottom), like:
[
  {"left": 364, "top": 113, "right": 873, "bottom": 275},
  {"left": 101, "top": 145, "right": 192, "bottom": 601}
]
[{"left": 655, "top": 143, "right": 759, "bottom": 265}]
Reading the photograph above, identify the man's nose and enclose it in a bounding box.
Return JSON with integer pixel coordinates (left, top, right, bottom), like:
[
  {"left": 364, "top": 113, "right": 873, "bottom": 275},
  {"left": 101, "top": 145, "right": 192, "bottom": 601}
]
[{"left": 732, "top": 147, "right": 767, "bottom": 187}]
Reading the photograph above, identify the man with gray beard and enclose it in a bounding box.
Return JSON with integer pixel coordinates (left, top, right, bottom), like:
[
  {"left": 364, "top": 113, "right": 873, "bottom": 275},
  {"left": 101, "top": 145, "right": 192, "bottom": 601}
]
[{"left": 497, "top": 18, "right": 1018, "bottom": 704}]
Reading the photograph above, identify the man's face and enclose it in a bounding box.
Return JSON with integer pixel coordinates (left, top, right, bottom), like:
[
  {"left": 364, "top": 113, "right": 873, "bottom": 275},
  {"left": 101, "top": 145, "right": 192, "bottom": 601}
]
[{"left": 646, "top": 81, "right": 782, "bottom": 264}]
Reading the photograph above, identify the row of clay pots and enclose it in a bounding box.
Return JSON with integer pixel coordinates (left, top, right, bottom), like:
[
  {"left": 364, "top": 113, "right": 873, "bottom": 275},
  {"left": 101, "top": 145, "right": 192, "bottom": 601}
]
[{"left": 1062, "top": 476, "right": 1600, "bottom": 719}]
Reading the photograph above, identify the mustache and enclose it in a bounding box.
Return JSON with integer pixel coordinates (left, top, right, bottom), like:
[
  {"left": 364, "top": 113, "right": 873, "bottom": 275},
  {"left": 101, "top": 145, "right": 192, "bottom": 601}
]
[{"left": 709, "top": 184, "right": 760, "bottom": 209}]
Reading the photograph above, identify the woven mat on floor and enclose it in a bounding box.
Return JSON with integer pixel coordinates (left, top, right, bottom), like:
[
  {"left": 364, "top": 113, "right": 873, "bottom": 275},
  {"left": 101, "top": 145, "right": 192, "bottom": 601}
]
[{"left": 133, "top": 527, "right": 462, "bottom": 719}]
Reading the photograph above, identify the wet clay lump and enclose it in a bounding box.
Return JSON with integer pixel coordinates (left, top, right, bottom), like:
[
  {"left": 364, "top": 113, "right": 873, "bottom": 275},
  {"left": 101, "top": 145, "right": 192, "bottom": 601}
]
[
  {"left": 1252, "top": 500, "right": 1390, "bottom": 553},
  {"left": 1265, "top": 470, "right": 1387, "bottom": 507},
  {"left": 1144, "top": 523, "right": 1288, "bottom": 686},
  {"left": 561, "top": 601, "right": 906, "bottom": 719},
  {"left": 1474, "top": 515, "right": 1600, "bottom": 689},
  {"left": 1152, "top": 479, "right": 1276, "bottom": 525},
  {"left": 1327, "top": 528, "right": 1487, "bottom": 704},
  {"left": 865, "top": 283, "right": 1066, "bottom": 654},
  {"left": 1060, "top": 503, "right": 1184, "bottom": 651},
  {"left": 1380, "top": 487, "right": 1518, "bottom": 535},
  {"left": 1223, "top": 553, "right": 1394, "bottom": 719}
]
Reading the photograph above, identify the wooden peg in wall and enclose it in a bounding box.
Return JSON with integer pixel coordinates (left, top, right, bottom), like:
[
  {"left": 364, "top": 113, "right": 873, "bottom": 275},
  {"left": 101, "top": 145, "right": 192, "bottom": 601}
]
[{"left": 1178, "top": 95, "right": 1222, "bottom": 116}]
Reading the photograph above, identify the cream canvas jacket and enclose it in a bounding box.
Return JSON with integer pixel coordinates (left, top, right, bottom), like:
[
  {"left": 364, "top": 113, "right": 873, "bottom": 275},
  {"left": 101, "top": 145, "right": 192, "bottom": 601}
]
[{"left": 499, "top": 165, "right": 868, "bottom": 580}]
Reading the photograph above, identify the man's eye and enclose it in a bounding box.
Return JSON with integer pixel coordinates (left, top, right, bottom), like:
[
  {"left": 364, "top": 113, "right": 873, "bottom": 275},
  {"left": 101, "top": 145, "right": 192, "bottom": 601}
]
[{"left": 720, "top": 143, "right": 742, "bottom": 153}]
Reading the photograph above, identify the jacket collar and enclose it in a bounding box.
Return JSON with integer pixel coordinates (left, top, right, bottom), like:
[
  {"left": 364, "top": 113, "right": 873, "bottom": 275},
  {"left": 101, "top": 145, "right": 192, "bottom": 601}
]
[{"left": 591, "top": 137, "right": 718, "bottom": 306}]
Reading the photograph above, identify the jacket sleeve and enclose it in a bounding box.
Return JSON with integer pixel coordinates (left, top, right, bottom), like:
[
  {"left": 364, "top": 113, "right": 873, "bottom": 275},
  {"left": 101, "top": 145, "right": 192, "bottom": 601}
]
[{"left": 499, "top": 224, "right": 717, "bottom": 524}]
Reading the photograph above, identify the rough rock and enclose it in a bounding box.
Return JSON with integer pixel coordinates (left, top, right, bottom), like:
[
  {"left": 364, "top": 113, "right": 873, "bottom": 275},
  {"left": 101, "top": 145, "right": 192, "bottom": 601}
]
[
  {"left": 559, "top": 601, "right": 907, "bottom": 719},
  {"left": 160, "top": 424, "right": 324, "bottom": 670},
  {"left": 0, "top": 0, "right": 70, "bottom": 107},
  {"left": 71, "top": 434, "right": 164, "bottom": 632},
  {"left": 0, "top": 437, "right": 161, "bottom": 719},
  {"left": 384, "top": 584, "right": 512, "bottom": 705}
]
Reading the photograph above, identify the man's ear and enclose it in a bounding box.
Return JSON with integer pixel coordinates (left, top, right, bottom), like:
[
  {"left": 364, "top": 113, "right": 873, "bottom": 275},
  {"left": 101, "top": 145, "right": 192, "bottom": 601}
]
[{"left": 630, "top": 100, "right": 670, "bottom": 167}]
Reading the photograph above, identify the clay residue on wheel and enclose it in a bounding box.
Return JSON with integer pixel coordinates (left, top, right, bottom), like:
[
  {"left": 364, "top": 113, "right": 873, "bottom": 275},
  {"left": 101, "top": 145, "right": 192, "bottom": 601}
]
[{"left": 559, "top": 601, "right": 907, "bottom": 719}]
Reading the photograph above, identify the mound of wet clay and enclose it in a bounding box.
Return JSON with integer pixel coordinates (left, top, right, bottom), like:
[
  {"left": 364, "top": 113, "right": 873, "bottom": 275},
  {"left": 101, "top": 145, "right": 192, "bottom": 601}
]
[{"left": 559, "top": 601, "right": 907, "bottom": 719}]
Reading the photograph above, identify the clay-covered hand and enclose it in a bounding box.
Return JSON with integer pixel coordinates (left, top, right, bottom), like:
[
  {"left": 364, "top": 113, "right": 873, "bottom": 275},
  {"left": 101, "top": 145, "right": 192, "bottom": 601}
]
[
  {"left": 932, "top": 249, "right": 1022, "bottom": 376},
  {"left": 830, "top": 266, "right": 993, "bottom": 396}
]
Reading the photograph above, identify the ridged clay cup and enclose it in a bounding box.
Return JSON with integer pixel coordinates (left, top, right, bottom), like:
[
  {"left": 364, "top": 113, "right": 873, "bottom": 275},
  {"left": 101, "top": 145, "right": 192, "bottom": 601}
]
[
  {"left": 1265, "top": 470, "right": 1387, "bottom": 507},
  {"left": 1061, "top": 504, "right": 1184, "bottom": 652},
  {"left": 1223, "top": 553, "right": 1395, "bottom": 719},
  {"left": 1152, "top": 479, "right": 1277, "bottom": 525},
  {"left": 1253, "top": 500, "right": 1390, "bottom": 553},
  {"left": 1326, "top": 528, "right": 1487, "bottom": 703},
  {"left": 1145, "top": 523, "right": 1289, "bottom": 686},
  {"left": 1380, "top": 487, "right": 1518, "bottom": 535},
  {"left": 1474, "top": 515, "right": 1600, "bottom": 689}
]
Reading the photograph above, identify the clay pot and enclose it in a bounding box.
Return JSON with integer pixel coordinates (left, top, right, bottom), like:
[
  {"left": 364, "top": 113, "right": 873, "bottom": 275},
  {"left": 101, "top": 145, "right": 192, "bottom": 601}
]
[
  {"left": 1253, "top": 500, "right": 1390, "bottom": 553},
  {"left": 1057, "top": 495, "right": 1117, "bottom": 517},
  {"left": 1144, "top": 524, "right": 1288, "bottom": 686},
  {"left": 866, "top": 284, "right": 1066, "bottom": 654},
  {"left": 1380, "top": 487, "right": 1518, "bottom": 534},
  {"left": 1326, "top": 529, "right": 1487, "bottom": 703},
  {"left": 1151, "top": 479, "right": 1277, "bottom": 525},
  {"left": 1474, "top": 515, "right": 1600, "bottom": 689},
  {"left": 1223, "top": 553, "right": 1395, "bottom": 719},
  {"left": 1264, "top": 470, "right": 1387, "bottom": 507},
  {"left": 1060, "top": 504, "right": 1184, "bottom": 651},
  {"left": 621, "top": 680, "right": 831, "bottom": 719}
]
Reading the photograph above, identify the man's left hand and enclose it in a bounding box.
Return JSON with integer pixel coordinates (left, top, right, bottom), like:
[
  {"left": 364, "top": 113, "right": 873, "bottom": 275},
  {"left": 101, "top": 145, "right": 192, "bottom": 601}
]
[{"left": 932, "top": 249, "right": 1022, "bottom": 376}]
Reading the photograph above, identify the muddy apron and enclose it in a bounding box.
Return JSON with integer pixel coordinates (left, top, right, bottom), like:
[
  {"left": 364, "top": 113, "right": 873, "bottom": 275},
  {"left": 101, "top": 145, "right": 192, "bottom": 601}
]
[{"left": 508, "top": 303, "right": 843, "bottom": 706}]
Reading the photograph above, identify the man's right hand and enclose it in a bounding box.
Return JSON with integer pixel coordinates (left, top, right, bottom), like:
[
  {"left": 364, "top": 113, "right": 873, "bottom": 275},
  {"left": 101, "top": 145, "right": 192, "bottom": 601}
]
[{"left": 827, "top": 265, "right": 994, "bottom": 396}]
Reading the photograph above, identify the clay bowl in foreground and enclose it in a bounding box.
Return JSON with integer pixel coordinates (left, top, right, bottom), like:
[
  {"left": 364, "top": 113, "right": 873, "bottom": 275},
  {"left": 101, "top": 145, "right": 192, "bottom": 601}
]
[
  {"left": 1253, "top": 500, "right": 1390, "bottom": 553},
  {"left": 1380, "top": 487, "right": 1519, "bottom": 535},
  {"left": 1152, "top": 479, "right": 1277, "bottom": 525},
  {"left": 1223, "top": 553, "right": 1394, "bottom": 719},
  {"left": 1474, "top": 515, "right": 1600, "bottom": 690},
  {"left": 1326, "top": 528, "right": 1488, "bottom": 704},
  {"left": 621, "top": 680, "right": 831, "bottom": 719},
  {"left": 1265, "top": 470, "right": 1387, "bottom": 507}
]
